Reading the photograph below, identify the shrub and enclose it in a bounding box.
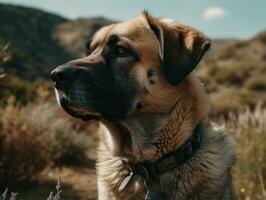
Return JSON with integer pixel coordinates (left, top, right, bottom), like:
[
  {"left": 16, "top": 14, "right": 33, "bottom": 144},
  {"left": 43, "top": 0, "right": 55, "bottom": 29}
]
[
  {"left": 215, "top": 104, "right": 266, "bottom": 200},
  {"left": 53, "top": 124, "right": 88, "bottom": 166},
  {"left": 210, "top": 63, "right": 255, "bottom": 85},
  {"left": 244, "top": 75, "right": 266, "bottom": 91},
  {"left": 257, "top": 32, "right": 266, "bottom": 44},
  {"left": 0, "top": 100, "right": 90, "bottom": 186},
  {"left": 0, "top": 43, "right": 54, "bottom": 104},
  {"left": 0, "top": 75, "right": 37, "bottom": 104},
  {"left": 215, "top": 65, "right": 241, "bottom": 84},
  {"left": 210, "top": 87, "right": 246, "bottom": 115},
  {"left": 0, "top": 101, "right": 56, "bottom": 186}
]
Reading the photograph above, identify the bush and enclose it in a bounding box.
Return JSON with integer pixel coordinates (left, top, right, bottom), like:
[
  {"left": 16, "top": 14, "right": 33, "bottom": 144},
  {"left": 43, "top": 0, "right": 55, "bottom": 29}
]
[
  {"left": 0, "top": 43, "right": 54, "bottom": 104},
  {"left": 210, "top": 87, "right": 246, "bottom": 115},
  {"left": 0, "top": 75, "right": 37, "bottom": 104},
  {"left": 257, "top": 32, "right": 266, "bottom": 44},
  {"left": 0, "top": 100, "right": 90, "bottom": 186},
  {"left": 215, "top": 104, "right": 266, "bottom": 200},
  {"left": 208, "top": 63, "right": 255, "bottom": 86},
  {"left": 53, "top": 127, "right": 88, "bottom": 166},
  {"left": 244, "top": 75, "right": 266, "bottom": 91},
  {"left": 0, "top": 101, "right": 56, "bottom": 185}
]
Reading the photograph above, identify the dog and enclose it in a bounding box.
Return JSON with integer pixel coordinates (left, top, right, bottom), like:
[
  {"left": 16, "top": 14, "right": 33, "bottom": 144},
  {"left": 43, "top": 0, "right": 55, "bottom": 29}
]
[{"left": 51, "top": 12, "right": 236, "bottom": 200}]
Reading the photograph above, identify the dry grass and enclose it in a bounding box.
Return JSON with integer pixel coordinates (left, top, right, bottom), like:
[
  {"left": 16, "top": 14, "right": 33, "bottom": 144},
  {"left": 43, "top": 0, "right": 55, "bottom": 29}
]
[
  {"left": 0, "top": 99, "right": 56, "bottom": 185},
  {"left": 215, "top": 103, "right": 266, "bottom": 200},
  {"left": 1, "top": 179, "right": 62, "bottom": 200},
  {"left": 244, "top": 75, "right": 266, "bottom": 92},
  {"left": 197, "top": 35, "right": 266, "bottom": 116},
  {"left": 210, "top": 87, "right": 246, "bottom": 115},
  {"left": 0, "top": 98, "right": 93, "bottom": 186},
  {"left": 46, "top": 179, "right": 62, "bottom": 200},
  {"left": 0, "top": 189, "right": 17, "bottom": 200}
]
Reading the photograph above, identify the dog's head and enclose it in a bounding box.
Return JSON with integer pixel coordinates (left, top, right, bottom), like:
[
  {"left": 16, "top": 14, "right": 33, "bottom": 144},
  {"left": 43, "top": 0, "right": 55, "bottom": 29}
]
[{"left": 51, "top": 12, "right": 210, "bottom": 122}]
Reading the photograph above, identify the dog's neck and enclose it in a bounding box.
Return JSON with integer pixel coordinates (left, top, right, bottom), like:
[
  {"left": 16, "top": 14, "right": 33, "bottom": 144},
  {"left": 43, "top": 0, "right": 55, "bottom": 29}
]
[
  {"left": 101, "top": 75, "right": 209, "bottom": 163},
  {"left": 120, "top": 97, "right": 199, "bottom": 162}
]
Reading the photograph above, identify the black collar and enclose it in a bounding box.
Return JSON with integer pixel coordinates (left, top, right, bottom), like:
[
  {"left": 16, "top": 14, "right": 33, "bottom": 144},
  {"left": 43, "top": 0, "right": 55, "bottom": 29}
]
[{"left": 127, "top": 122, "right": 203, "bottom": 179}]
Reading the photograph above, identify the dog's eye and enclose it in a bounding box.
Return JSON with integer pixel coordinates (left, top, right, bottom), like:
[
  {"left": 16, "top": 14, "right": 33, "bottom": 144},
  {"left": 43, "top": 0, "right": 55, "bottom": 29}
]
[
  {"left": 116, "top": 46, "right": 127, "bottom": 56},
  {"left": 117, "top": 47, "right": 125, "bottom": 54},
  {"left": 105, "top": 45, "right": 130, "bottom": 59}
]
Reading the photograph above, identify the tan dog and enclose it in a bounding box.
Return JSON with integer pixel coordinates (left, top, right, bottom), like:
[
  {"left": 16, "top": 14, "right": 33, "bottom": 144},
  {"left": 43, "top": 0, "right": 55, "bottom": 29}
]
[{"left": 51, "top": 12, "right": 236, "bottom": 200}]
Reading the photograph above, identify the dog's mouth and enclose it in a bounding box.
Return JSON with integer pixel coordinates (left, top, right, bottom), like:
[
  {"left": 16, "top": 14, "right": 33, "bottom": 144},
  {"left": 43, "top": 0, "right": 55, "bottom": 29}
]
[
  {"left": 54, "top": 83, "right": 137, "bottom": 122},
  {"left": 55, "top": 90, "right": 101, "bottom": 121}
]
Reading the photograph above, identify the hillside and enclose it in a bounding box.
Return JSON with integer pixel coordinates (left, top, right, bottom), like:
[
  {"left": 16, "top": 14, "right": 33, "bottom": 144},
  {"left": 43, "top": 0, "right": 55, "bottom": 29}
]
[
  {"left": 197, "top": 31, "right": 266, "bottom": 114},
  {"left": 0, "top": 4, "right": 112, "bottom": 80},
  {"left": 0, "top": 4, "right": 70, "bottom": 80},
  {"left": 54, "top": 17, "right": 114, "bottom": 57}
]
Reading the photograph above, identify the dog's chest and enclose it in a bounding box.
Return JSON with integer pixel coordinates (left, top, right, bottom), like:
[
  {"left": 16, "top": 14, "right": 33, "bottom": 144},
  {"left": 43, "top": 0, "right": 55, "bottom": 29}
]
[{"left": 96, "top": 127, "right": 236, "bottom": 200}]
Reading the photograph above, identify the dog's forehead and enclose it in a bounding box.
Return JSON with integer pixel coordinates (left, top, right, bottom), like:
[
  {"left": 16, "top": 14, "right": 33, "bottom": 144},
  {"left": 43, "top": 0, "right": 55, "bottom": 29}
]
[
  {"left": 91, "top": 24, "right": 116, "bottom": 47},
  {"left": 111, "top": 15, "right": 150, "bottom": 36},
  {"left": 92, "top": 15, "right": 154, "bottom": 46}
]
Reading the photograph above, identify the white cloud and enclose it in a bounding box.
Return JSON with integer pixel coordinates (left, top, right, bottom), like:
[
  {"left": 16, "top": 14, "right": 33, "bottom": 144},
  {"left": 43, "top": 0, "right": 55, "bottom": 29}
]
[{"left": 203, "top": 7, "right": 227, "bottom": 20}]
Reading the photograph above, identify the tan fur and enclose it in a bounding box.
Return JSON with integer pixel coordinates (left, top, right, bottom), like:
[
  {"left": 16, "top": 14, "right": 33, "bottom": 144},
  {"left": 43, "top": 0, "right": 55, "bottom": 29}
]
[{"left": 68, "top": 13, "right": 236, "bottom": 199}]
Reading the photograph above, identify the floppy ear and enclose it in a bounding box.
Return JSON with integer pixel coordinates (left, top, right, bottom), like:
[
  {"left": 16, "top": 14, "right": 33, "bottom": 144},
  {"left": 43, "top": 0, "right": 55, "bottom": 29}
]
[{"left": 144, "top": 12, "right": 211, "bottom": 85}]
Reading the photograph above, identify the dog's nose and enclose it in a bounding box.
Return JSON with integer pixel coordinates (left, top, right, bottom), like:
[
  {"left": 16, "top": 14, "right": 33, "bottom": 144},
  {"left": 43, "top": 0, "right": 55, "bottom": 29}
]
[{"left": 51, "top": 64, "right": 77, "bottom": 83}]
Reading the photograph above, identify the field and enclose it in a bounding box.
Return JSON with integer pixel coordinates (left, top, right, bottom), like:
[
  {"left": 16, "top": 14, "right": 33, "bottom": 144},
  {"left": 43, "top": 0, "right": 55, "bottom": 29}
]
[{"left": 0, "top": 3, "right": 266, "bottom": 200}]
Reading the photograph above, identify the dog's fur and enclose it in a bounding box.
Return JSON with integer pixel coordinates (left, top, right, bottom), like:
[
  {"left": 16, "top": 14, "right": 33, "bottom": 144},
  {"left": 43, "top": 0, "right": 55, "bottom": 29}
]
[{"left": 51, "top": 12, "right": 236, "bottom": 200}]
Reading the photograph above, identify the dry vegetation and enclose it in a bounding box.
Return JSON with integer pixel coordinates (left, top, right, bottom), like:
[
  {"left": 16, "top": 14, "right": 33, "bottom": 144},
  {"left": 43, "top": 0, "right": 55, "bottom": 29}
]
[
  {"left": 214, "top": 104, "right": 266, "bottom": 199},
  {"left": 197, "top": 32, "right": 266, "bottom": 117},
  {"left": 0, "top": 97, "right": 98, "bottom": 184}
]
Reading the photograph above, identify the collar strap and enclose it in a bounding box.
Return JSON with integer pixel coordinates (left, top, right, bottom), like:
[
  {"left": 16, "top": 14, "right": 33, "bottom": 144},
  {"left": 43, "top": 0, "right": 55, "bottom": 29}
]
[{"left": 128, "top": 122, "right": 203, "bottom": 179}]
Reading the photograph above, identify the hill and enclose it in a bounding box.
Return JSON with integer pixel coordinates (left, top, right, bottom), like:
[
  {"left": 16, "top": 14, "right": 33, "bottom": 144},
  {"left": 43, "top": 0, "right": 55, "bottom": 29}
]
[
  {"left": 0, "top": 4, "right": 70, "bottom": 80},
  {"left": 0, "top": 4, "right": 113, "bottom": 80},
  {"left": 197, "top": 32, "right": 266, "bottom": 114},
  {"left": 53, "top": 17, "right": 114, "bottom": 57}
]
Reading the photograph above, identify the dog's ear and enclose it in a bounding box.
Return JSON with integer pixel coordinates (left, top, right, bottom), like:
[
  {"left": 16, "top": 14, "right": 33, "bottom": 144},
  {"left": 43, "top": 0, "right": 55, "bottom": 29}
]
[{"left": 143, "top": 11, "right": 211, "bottom": 85}]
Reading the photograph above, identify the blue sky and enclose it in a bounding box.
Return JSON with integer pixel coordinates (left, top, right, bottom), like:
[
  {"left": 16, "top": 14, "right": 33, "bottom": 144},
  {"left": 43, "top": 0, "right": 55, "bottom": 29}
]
[{"left": 0, "top": 0, "right": 265, "bottom": 39}]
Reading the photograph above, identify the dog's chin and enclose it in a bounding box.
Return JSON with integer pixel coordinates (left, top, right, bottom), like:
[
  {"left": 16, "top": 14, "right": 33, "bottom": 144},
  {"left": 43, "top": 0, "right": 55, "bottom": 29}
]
[
  {"left": 55, "top": 89, "right": 137, "bottom": 122},
  {"left": 55, "top": 90, "right": 101, "bottom": 121}
]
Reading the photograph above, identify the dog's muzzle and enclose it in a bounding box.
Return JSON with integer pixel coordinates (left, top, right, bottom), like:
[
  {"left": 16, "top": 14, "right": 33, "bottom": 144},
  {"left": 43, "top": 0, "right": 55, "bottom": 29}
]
[
  {"left": 51, "top": 62, "right": 136, "bottom": 121},
  {"left": 51, "top": 63, "right": 101, "bottom": 120}
]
